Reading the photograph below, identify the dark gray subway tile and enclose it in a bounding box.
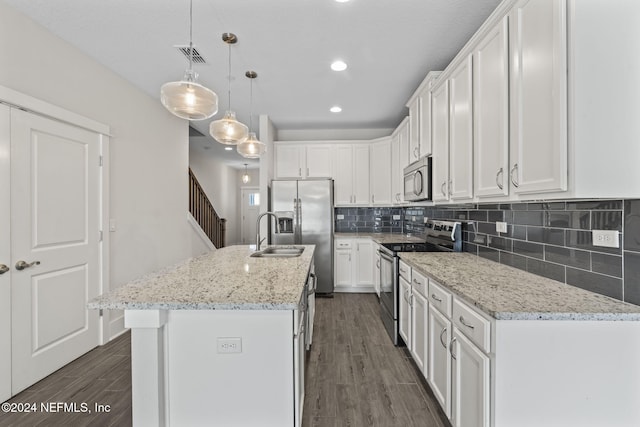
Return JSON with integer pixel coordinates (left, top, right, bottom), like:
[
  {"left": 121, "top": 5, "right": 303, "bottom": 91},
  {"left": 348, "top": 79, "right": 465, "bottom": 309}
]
[
  {"left": 512, "top": 203, "right": 528, "bottom": 210},
  {"left": 566, "top": 200, "right": 623, "bottom": 210},
  {"left": 488, "top": 210, "right": 505, "bottom": 222},
  {"left": 478, "top": 222, "right": 498, "bottom": 236},
  {"left": 624, "top": 251, "right": 640, "bottom": 305},
  {"left": 480, "top": 204, "right": 501, "bottom": 210},
  {"left": 591, "top": 253, "right": 622, "bottom": 278},
  {"left": 500, "top": 252, "right": 527, "bottom": 271},
  {"left": 543, "top": 202, "right": 566, "bottom": 210},
  {"left": 546, "top": 211, "right": 590, "bottom": 229},
  {"left": 566, "top": 267, "right": 623, "bottom": 300},
  {"left": 488, "top": 236, "right": 512, "bottom": 252},
  {"left": 468, "top": 210, "right": 488, "bottom": 222},
  {"left": 591, "top": 211, "right": 622, "bottom": 231},
  {"left": 565, "top": 230, "right": 621, "bottom": 255},
  {"left": 513, "top": 211, "right": 544, "bottom": 226},
  {"left": 464, "top": 242, "right": 478, "bottom": 255},
  {"left": 527, "top": 226, "right": 565, "bottom": 246},
  {"left": 511, "top": 225, "right": 527, "bottom": 240},
  {"left": 624, "top": 200, "right": 640, "bottom": 253},
  {"left": 513, "top": 240, "right": 544, "bottom": 259},
  {"left": 526, "top": 259, "right": 566, "bottom": 283},
  {"left": 478, "top": 246, "right": 500, "bottom": 262},
  {"left": 545, "top": 246, "right": 590, "bottom": 270},
  {"left": 498, "top": 204, "right": 512, "bottom": 210}
]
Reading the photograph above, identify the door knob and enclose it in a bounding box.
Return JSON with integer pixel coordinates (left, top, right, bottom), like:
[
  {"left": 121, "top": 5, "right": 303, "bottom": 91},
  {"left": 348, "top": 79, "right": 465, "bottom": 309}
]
[
  {"left": 15, "top": 260, "right": 40, "bottom": 271},
  {"left": 0, "top": 264, "right": 9, "bottom": 275}
]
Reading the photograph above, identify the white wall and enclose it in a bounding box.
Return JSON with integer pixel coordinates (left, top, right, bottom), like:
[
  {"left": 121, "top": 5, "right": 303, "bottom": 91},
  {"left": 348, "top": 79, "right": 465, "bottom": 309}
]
[
  {"left": 0, "top": 2, "right": 208, "bottom": 336},
  {"left": 189, "top": 137, "right": 240, "bottom": 245}
]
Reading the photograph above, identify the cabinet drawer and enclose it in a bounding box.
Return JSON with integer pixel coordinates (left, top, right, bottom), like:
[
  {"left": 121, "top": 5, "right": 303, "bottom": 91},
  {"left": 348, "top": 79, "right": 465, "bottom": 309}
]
[
  {"left": 411, "top": 270, "right": 427, "bottom": 298},
  {"left": 335, "top": 239, "right": 352, "bottom": 249},
  {"left": 428, "top": 279, "right": 452, "bottom": 317},
  {"left": 453, "top": 299, "right": 491, "bottom": 353},
  {"left": 398, "top": 260, "right": 411, "bottom": 282}
]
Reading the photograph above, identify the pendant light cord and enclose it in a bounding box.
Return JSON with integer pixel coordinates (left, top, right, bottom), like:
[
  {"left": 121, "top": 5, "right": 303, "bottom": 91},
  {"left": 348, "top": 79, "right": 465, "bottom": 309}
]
[
  {"left": 249, "top": 76, "right": 253, "bottom": 131},
  {"left": 188, "top": 0, "right": 194, "bottom": 79},
  {"left": 227, "top": 42, "right": 232, "bottom": 110}
]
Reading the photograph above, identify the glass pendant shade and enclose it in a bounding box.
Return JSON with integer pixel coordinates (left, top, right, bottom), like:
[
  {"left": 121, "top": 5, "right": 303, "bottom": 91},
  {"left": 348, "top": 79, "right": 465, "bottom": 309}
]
[
  {"left": 160, "top": 77, "right": 218, "bottom": 120},
  {"left": 237, "top": 132, "right": 266, "bottom": 158},
  {"left": 209, "top": 110, "right": 248, "bottom": 145},
  {"left": 242, "top": 164, "right": 250, "bottom": 183}
]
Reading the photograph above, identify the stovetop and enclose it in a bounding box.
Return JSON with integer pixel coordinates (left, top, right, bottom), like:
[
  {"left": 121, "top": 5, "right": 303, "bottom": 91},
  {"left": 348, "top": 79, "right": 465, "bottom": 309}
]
[{"left": 380, "top": 219, "right": 463, "bottom": 253}]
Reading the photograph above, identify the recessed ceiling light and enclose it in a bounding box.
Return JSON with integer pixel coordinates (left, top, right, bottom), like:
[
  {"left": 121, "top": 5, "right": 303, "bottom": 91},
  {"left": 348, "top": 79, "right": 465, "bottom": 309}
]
[
  {"left": 335, "top": 0, "right": 350, "bottom": 3},
  {"left": 330, "top": 60, "right": 348, "bottom": 71},
  {"left": 330, "top": 106, "right": 342, "bottom": 113},
  {"left": 224, "top": 146, "right": 233, "bottom": 151}
]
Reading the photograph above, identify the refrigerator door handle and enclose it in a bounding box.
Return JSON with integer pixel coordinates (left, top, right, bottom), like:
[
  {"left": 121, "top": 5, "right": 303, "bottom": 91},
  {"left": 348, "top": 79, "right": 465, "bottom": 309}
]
[{"left": 296, "top": 198, "right": 302, "bottom": 244}]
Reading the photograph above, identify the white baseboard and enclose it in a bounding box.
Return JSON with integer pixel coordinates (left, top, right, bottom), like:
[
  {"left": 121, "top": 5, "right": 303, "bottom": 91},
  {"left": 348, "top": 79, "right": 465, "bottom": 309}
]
[
  {"left": 109, "top": 311, "right": 126, "bottom": 340},
  {"left": 334, "top": 285, "right": 376, "bottom": 293}
]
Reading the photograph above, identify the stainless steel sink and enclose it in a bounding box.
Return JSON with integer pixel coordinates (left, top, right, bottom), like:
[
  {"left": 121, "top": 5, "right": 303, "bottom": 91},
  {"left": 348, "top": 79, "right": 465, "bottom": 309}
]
[{"left": 250, "top": 246, "right": 305, "bottom": 258}]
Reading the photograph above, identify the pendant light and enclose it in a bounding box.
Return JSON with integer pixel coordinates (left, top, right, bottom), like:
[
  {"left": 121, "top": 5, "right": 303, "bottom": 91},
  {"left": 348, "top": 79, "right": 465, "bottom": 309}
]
[
  {"left": 242, "top": 164, "right": 250, "bottom": 184},
  {"left": 237, "top": 71, "right": 267, "bottom": 158},
  {"left": 160, "top": 0, "right": 218, "bottom": 120},
  {"left": 210, "top": 33, "right": 248, "bottom": 145}
]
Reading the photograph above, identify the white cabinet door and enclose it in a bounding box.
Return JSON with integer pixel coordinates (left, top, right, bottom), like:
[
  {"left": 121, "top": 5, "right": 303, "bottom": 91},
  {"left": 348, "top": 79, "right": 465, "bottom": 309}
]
[
  {"left": 509, "top": 0, "right": 567, "bottom": 194},
  {"left": 355, "top": 239, "right": 374, "bottom": 287},
  {"left": 334, "top": 145, "right": 353, "bottom": 205},
  {"left": 451, "top": 328, "right": 490, "bottom": 427},
  {"left": 428, "top": 304, "right": 452, "bottom": 417},
  {"left": 306, "top": 144, "right": 333, "bottom": 178},
  {"left": 398, "top": 118, "right": 410, "bottom": 172},
  {"left": 418, "top": 86, "right": 433, "bottom": 157},
  {"left": 294, "top": 310, "right": 305, "bottom": 427},
  {"left": 448, "top": 55, "right": 474, "bottom": 201},
  {"left": 408, "top": 98, "right": 421, "bottom": 162},
  {"left": 275, "top": 144, "right": 304, "bottom": 178},
  {"left": 431, "top": 81, "right": 450, "bottom": 202},
  {"left": 352, "top": 145, "right": 370, "bottom": 205},
  {"left": 411, "top": 290, "right": 428, "bottom": 374},
  {"left": 474, "top": 16, "right": 510, "bottom": 198},
  {"left": 334, "top": 239, "right": 353, "bottom": 287},
  {"left": 390, "top": 130, "right": 402, "bottom": 204},
  {"left": 370, "top": 138, "right": 391, "bottom": 205},
  {"left": 399, "top": 277, "right": 412, "bottom": 348},
  {"left": 373, "top": 243, "right": 380, "bottom": 297}
]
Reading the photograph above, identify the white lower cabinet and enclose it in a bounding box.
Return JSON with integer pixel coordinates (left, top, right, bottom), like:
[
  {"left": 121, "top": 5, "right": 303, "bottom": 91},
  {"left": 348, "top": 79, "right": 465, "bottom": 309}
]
[
  {"left": 399, "top": 276, "right": 412, "bottom": 346},
  {"left": 427, "top": 302, "right": 452, "bottom": 417},
  {"left": 410, "top": 290, "right": 428, "bottom": 374},
  {"left": 451, "top": 328, "right": 490, "bottom": 427},
  {"left": 334, "top": 237, "right": 375, "bottom": 293},
  {"left": 373, "top": 242, "right": 380, "bottom": 297}
]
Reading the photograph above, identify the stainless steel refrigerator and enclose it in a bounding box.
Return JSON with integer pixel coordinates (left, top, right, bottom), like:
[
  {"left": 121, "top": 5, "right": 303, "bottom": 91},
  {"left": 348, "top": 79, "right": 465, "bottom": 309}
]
[{"left": 271, "top": 179, "right": 334, "bottom": 295}]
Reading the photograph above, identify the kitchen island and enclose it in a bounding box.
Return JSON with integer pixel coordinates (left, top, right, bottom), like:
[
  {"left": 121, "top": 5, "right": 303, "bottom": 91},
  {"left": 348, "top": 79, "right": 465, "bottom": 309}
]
[
  {"left": 399, "top": 252, "right": 640, "bottom": 427},
  {"left": 89, "top": 245, "right": 315, "bottom": 427}
]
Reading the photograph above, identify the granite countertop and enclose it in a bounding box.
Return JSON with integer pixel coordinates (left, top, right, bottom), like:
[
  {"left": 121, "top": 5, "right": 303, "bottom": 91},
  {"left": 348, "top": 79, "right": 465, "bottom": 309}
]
[
  {"left": 88, "top": 245, "right": 315, "bottom": 311},
  {"left": 400, "top": 252, "right": 640, "bottom": 321},
  {"left": 335, "top": 232, "right": 424, "bottom": 244}
]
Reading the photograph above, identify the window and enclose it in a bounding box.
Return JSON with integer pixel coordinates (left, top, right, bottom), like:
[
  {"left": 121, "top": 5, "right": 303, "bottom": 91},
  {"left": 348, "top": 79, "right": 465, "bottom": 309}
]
[{"left": 249, "top": 192, "right": 260, "bottom": 206}]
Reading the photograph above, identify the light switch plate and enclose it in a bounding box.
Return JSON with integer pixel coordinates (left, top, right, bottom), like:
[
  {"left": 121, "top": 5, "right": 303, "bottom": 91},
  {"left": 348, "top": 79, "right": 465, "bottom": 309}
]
[
  {"left": 336, "top": 214, "right": 344, "bottom": 220},
  {"left": 592, "top": 230, "right": 619, "bottom": 248},
  {"left": 496, "top": 221, "right": 507, "bottom": 233},
  {"left": 217, "top": 337, "right": 242, "bottom": 354}
]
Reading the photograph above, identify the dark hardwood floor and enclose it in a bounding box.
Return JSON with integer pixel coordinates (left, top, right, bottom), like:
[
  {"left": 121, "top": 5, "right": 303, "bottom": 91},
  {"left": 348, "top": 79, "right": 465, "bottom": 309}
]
[{"left": 1, "top": 294, "right": 447, "bottom": 427}]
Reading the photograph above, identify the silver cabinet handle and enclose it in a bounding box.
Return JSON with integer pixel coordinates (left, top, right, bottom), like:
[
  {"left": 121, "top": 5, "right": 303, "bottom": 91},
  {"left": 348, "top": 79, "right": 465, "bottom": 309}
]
[
  {"left": 413, "top": 278, "right": 420, "bottom": 285},
  {"left": 449, "top": 337, "right": 457, "bottom": 360},
  {"left": 441, "top": 181, "right": 447, "bottom": 197},
  {"left": 510, "top": 163, "right": 519, "bottom": 188},
  {"left": 372, "top": 194, "right": 375, "bottom": 203},
  {"left": 15, "top": 260, "right": 40, "bottom": 271},
  {"left": 306, "top": 167, "right": 309, "bottom": 177},
  {"left": 413, "top": 146, "right": 419, "bottom": 158},
  {"left": 496, "top": 167, "right": 504, "bottom": 190},
  {"left": 348, "top": 254, "right": 351, "bottom": 262},
  {"left": 376, "top": 260, "right": 380, "bottom": 268},
  {"left": 459, "top": 316, "right": 475, "bottom": 330},
  {"left": 399, "top": 267, "right": 407, "bottom": 274},
  {"left": 409, "top": 293, "right": 413, "bottom": 307},
  {"left": 404, "top": 287, "right": 411, "bottom": 303},
  {"left": 448, "top": 180, "right": 453, "bottom": 196},
  {"left": 299, "top": 167, "right": 302, "bottom": 177},
  {"left": 0, "top": 264, "right": 9, "bottom": 275},
  {"left": 439, "top": 327, "right": 448, "bottom": 349},
  {"left": 431, "top": 293, "right": 442, "bottom": 302}
]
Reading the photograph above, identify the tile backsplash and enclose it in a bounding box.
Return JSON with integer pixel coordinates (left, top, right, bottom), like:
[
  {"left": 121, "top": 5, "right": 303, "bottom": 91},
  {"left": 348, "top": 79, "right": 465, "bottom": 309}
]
[{"left": 335, "top": 199, "right": 640, "bottom": 306}]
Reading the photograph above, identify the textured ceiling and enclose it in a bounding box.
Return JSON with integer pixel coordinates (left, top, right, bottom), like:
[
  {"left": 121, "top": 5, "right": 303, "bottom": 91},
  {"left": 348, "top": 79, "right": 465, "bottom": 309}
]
[{"left": 3, "top": 0, "right": 501, "bottom": 167}]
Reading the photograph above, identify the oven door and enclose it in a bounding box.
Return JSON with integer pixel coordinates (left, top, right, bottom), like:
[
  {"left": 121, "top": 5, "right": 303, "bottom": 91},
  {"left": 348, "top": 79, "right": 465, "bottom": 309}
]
[{"left": 378, "top": 247, "right": 398, "bottom": 344}]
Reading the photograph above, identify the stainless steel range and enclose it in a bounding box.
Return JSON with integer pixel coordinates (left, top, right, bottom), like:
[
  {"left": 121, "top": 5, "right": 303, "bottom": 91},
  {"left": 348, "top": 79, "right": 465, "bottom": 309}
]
[{"left": 379, "top": 219, "right": 462, "bottom": 345}]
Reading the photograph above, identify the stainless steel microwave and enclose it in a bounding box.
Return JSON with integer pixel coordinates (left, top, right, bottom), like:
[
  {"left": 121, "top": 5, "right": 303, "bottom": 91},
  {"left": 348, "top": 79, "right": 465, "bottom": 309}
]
[{"left": 403, "top": 157, "right": 432, "bottom": 201}]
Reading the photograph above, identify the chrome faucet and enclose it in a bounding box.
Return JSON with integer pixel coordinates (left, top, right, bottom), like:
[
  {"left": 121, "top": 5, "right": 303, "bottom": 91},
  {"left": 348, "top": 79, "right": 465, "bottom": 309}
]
[{"left": 256, "top": 212, "right": 280, "bottom": 250}]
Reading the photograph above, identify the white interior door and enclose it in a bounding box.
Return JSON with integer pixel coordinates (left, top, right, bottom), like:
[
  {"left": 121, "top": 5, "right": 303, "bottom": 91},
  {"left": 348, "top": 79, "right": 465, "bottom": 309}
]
[
  {"left": 240, "top": 187, "right": 260, "bottom": 244},
  {"left": 10, "top": 108, "right": 101, "bottom": 394},
  {"left": 0, "top": 104, "right": 11, "bottom": 402}
]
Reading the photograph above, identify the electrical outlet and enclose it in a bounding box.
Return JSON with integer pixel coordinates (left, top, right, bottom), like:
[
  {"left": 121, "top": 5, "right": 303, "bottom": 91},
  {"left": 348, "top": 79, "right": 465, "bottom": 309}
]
[
  {"left": 592, "top": 230, "right": 619, "bottom": 248},
  {"left": 336, "top": 214, "right": 344, "bottom": 220},
  {"left": 217, "top": 337, "right": 242, "bottom": 354},
  {"left": 496, "top": 221, "right": 507, "bottom": 233},
  {"left": 393, "top": 215, "right": 401, "bottom": 220}
]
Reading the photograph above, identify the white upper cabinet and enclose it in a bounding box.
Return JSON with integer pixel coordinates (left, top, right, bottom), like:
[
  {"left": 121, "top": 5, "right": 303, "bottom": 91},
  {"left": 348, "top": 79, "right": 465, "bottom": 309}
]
[
  {"left": 353, "top": 145, "right": 370, "bottom": 205},
  {"left": 275, "top": 144, "right": 305, "bottom": 179},
  {"left": 509, "top": 0, "right": 567, "bottom": 194},
  {"left": 408, "top": 98, "right": 421, "bottom": 163},
  {"left": 305, "top": 144, "right": 333, "bottom": 178},
  {"left": 431, "top": 81, "right": 450, "bottom": 202},
  {"left": 474, "top": 16, "right": 509, "bottom": 199},
  {"left": 448, "top": 56, "right": 474, "bottom": 201},
  {"left": 407, "top": 72, "right": 441, "bottom": 160},
  {"left": 274, "top": 143, "right": 333, "bottom": 179},
  {"left": 334, "top": 144, "right": 370, "bottom": 206},
  {"left": 370, "top": 138, "right": 392, "bottom": 205}
]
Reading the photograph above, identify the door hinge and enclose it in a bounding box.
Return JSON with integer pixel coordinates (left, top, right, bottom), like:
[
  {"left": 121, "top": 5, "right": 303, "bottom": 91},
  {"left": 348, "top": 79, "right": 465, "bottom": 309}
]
[
  {"left": 99, "top": 230, "right": 103, "bottom": 242},
  {"left": 99, "top": 155, "right": 103, "bottom": 167}
]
